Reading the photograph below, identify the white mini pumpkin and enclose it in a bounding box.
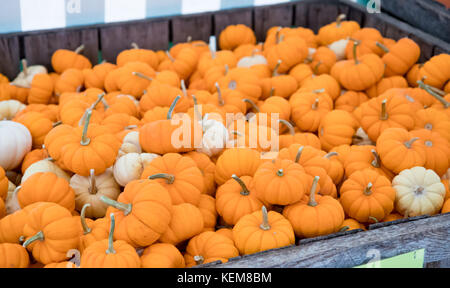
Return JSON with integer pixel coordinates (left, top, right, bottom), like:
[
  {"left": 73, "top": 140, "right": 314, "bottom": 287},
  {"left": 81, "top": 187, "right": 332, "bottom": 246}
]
[
  {"left": 0, "top": 120, "right": 32, "bottom": 170},
  {"left": 21, "top": 159, "right": 70, "bottom": 184},
  {"left": 70, "top": 168, "right": 121, "bottom": 219},
  {"left": 352, "top": 127, "right": 374, "bottom": 146},
  {"left": 11, "top": 60, "right": 47, "bottom": 88},
  {"left": 5, "top": 181, "right": 20, "bottom": 215},
  {"left": 196, "top": 115, "right": 228, "bottom": 157},
  {"left": 118, "top": 131, "right": 142, "bottom": 157},
  {"left": 328, "top": 38, "right": 349, "bottom": 61},
  {"left": 113, "top": 152, "right": 159, "bottom": 187},
  {"left": 237, "top": 55, "right": 268, "bottom": 68},
  {"left": 393, "top": 166, "right": 445, "bottom": 217},
  {"left": 0, "top": 100, "right": 26, "bottom": 120}
]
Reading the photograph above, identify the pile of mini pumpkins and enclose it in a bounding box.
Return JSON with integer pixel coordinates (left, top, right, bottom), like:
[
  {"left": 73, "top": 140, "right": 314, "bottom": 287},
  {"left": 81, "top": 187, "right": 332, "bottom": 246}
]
[{"left": 0, "top": 14, "right": 449, "bottom": 268}]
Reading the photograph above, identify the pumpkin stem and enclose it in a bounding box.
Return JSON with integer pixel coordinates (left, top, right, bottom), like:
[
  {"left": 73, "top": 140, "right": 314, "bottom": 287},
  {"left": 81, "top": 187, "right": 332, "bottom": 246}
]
[
  {"left": 88, "top": 169, "right": 97, "bottom": 195},
  {"left": 186, "top": 35, "right": 192, "bottom": 43},
  {"left": 18, "top": 236, "right": 25, "bottom": 245},
  {"left": 308, "top": 176, "right": 320, "bottom": 207},
  {"left": 192, "top": 94, "right": 202, "bottom": 123},
  {"left": 194, "top": 255, "right": 204, "bottom": 265},
  {"left": 100, "top": 196, "right": 132, "bottom": 216},
  {"left": 311, "top": 98, "right": 319, "bottom": 110},
  {"left": 52, "top": 121, "right": 62, "bottom": 127},
  {"left": 131, "top": 42, "right": 139, "bottom": 49},
  {"left": 80, "top": 110, "right": 93, "bottom": 146},
  {"left": 368, "top": 216, "right": 379, "bottom": 223},
  {"left": 148, "top": 173, "right": 175, "bottom": 184},
  {"left": 89, "top": 93, "right": 106, "bottom": 111},
  {"left": 166, "top": 50, "right": 175, "bottom": 62},
  {"left": 352, "top": 40, "right": 361, "bottom": 64},
  {"left": 75, "top": 44, "right": 85, "bottom": 54},
  {"left": 324, "top": 152, "right": 338, "bottom": 159},
  {"left": 380, "top": 99, "right": 388, "bottom": 120},
  {"left": 364, "top": 182, "right": 373, "bottom": 196},
  {"left": 404, "top": 137, "right": 420, "bottom": 149},
  {"left": 336, "top": 14, "right": 346, "bottom": 27},
  {"left": 242, "top": 99, "right": 260, "bottom": 113},
  {"left": 80, "top": 203, "right": 92, "bottom": 234},
  {"left": 214, "top": 83, "right": 225, "bottom": 106},
  {"left": 376, "top": 42, "right": 390, "bottom": 53},
  {"left": 312, "top": 89, "right": 325, "bottom": 94},
  {"left": 167, "top": 95, "right": 181, "bottom": 120},
  {"left": 371, "top": 149, "right": 381, "bottom": 168},
  {"left": 132, "top": 71, "right": 153, "bottom": 82},
  {"left": 259, "top": 206, "right": 271, "bottom": 231},
  {"left": 273, "top": 60, "right": 282, "bottom": 77},
  {"left": 22, "top": 231, "right": 44, "bottom": 248},
  {"left": 21, "top": 59, "right": 28, "bottom": 76},
  {"left": 269, "top": 87, "right": 275, "bottom": 97},
  {"left": 275, "top": 27, "right": 283, "bottom": 44},
  {"left": 125, "top": 125, "right": 138, "bottom": 130},
  {"left": 278, "top": 119, "right": 295, "bottom": 135},
  {"left": 231, "top": 174, "right": 250, "bottom": 196},
  {"left": 295, "top": 146, "right": 304, "bottom": 163},
  {"left": 106, "top": 213, "right": 116, "bottom": 254},
  {"left": 313, "top": 61, "right": 322, "bottom": 75},
  {"left": 276, "top": 169, "right": 284, "bottom": 177},
  {"left": 181, "top": 80, "right": 187, "bottom": 97},
  {"left": 417, "top": 80, "right": 450, "bottom": 108},
  {"left": 224, "top": 65, "right": 229, "bottom": 76}
]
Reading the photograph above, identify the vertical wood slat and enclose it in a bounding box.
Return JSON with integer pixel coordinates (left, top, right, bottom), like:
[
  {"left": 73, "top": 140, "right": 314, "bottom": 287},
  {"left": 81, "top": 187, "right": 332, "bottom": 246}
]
[
  {"left": 100, "top": 20, "right": 169, "bottom": 63},
  {"left": 171, "top": 14, "right": 213, "bottom": 44},
  {"left": 253, "top": 4, "right": 294, "bottom": 42},
  {"left": 0, "top": 35, "right": 20, "bottom": 80},
  {"left": 306, "top": 2, "right": 341, "bottom": 34},
  {"left": 23, "top": 28, "right": 99, "bottom": 71}
]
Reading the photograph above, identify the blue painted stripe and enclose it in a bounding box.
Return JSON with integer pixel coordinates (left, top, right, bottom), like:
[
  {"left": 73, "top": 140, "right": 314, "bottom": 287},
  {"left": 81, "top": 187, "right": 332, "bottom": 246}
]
[
  {"left": 147, "top": 0, "right": 182, "bottom": 18},
  {"left": 65, "top": 0, "right": 105, "bottom": 27},
  {"left": 0, "top": 1, "right": 22, "bottom": 34}
]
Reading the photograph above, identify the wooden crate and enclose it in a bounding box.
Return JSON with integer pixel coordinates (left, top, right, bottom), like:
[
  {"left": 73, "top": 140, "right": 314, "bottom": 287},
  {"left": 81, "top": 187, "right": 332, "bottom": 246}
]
[
  {"left": 199, "top": 213, "right": 450, "bottom": 268},
  {"left": 0, "top": 0, "right": 449, "bottom": 80}
]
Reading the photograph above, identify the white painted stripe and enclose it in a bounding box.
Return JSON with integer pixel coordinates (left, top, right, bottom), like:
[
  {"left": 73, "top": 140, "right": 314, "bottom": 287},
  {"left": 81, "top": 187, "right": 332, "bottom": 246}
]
[
  {"left": 104, "top": 0, "right": 146, "bottom": 23},
  {"left": 181, "top": 0, "right": 221, "bottom": 14},
  {"left": 20, "top": 0, "right": 66, "bottom": 32},
  {"left": 253, "top": 0, "right": 290, "bottom": 6}
]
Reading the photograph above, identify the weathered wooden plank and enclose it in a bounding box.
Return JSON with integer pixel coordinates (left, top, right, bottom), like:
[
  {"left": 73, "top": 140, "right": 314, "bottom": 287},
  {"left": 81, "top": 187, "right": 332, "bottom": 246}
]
[
  {"left": 202, "top": 213, "right": 450, "bottom": 268},
  {"left": 293, "top": 2, "right": 310, "bottom": 27},
  {"left": 380, "top": 0, "right": 450, "bottom": 43},
  {"left": 253, "top": 4, "right": 294, "bottom": 42},
  {"left": 307, "top": 2, "right": 341, "bottom": 33},
  {"left": 171, "top": 13, "right": 213, "bottom": 44},
  {"left": 23, "top": 28, "right": 99, "bottom": 71},
  {"left": 425, "top": 258, "right": 450, "bottom": 268},
  {"left": 0, "top": 35, "right": 20, "bottom": 80},
  {"left": 100, "top": 19, "right": 169, "bottom": 63}
]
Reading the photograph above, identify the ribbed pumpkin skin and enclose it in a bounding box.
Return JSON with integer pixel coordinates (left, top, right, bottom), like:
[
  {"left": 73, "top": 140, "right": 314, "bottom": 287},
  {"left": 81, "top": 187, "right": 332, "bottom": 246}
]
[
  {"left": 214, "top": 148, "right": 262, "bottom": 186},
  {"left": 18, "top": 172, "right": 76, "bottom": 211},
  {"left": 141, "top": 153, "right": 204, "bottom": 206},
  {"left": 184, "top": 231, "right": 239, "bottom": 267},
  {"left": 233, "top": 210, "right": 295, "bottom": 255},
  {"left": 339, "top": 169, "right": 396, "bottom": 223},
  {"left": 22, "top": 202, "right": 80, "bottom": 265},
  {"left": 80, "top": 239, "right": 141, "bottom": 268},
  {"left": 283, "top": 194, "right": 345, "bottom": 238},
  {"left": 0, "top": 243, "right": 30, "bottom": 268}
]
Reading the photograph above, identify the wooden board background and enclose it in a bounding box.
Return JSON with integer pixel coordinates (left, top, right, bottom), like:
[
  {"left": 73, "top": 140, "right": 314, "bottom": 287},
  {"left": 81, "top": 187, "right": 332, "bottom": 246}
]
[{"left": 0, "top": 0, "right": 449, "bottom": 80}]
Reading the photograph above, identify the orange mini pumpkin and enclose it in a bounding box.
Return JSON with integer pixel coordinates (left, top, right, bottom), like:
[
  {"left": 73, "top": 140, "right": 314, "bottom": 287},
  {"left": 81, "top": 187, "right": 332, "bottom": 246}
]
[
  {"left": 18, "top": 172, "right": 76, "bottom": 211},
  {"left": 0, "top": 243, "right": 29, "bottom": 268},
  {"left": 22, "top": 202, "right": 80, "bottom": 265},
  {"left": 215, "top": 175, "right": 264, "bottom": 226},
  {"left": 184, "top": 231, "right": 239, "bottom": 267},
  {"left": 318, "top": 110, "right": 359, "bottom": 151},
  {"left": 376, "top": 128, "right": 426, "bottom": 174},
  {"left": 28, "top": 74, "right": 54, "bottom": 104},
  {"left": 219, "top": 24, "right": 256, "bottom": 50},
  {"left": 376, "top": 38, "right": 421, "bottom": 77},
  {"left": 283, "top": 176, "right": 345, "bottom": 238},
  {"left": 80, "top": 213, "right": 141, "bottom": 268},
  {"left": 102, "top": 179, "right": 172, "bottom": 248},
  {"left": 141, "top": 243, "right": 185, "bottom": 268},
  {"left": 51, "top": 45, "right": 92, "bottom": 74},
  {"left": 340, "top": 169, "right": 396, "bottom": 223},
  {"left": 214, "top": 148, "right": 262, "bottom": 185},
  {"left": 83, "top": 62, "right": 117, "bottom": 90},
  {"left": 141, "top": 153, "right": 204, "bottom": 206},
  {"left": 318, "top": 14, "right": 360, "bottom": 46},
  {"left": 116, "top": 43, "right": 159, "bottom": 69}
]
